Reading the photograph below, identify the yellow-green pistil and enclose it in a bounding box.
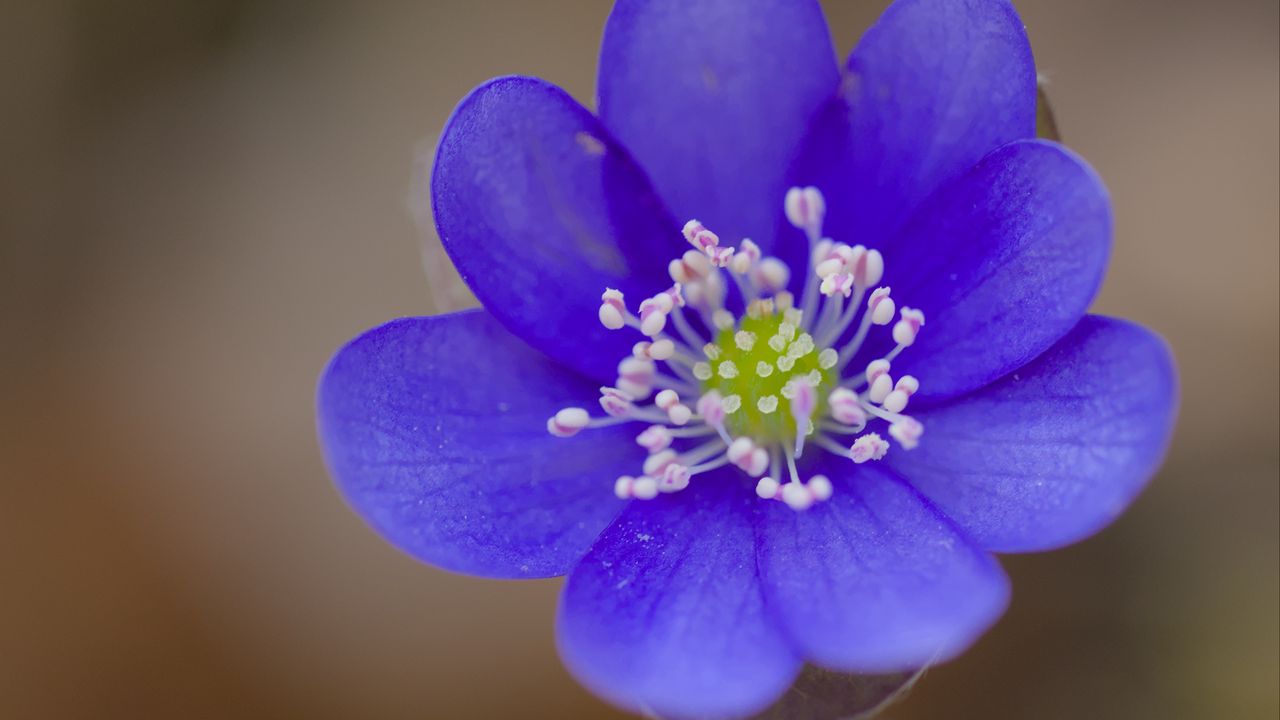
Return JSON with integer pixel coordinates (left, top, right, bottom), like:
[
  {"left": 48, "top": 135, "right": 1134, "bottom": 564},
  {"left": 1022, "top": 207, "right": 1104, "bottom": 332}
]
[{"left": 693, "top": 308, "right": 839, "bottom": 444}]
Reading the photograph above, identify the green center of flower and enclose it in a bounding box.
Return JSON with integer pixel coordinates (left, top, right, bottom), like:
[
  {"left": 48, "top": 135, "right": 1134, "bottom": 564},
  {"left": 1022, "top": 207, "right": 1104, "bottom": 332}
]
[{"left": 694, "top": 307, "right": 839, "bottom": 444}]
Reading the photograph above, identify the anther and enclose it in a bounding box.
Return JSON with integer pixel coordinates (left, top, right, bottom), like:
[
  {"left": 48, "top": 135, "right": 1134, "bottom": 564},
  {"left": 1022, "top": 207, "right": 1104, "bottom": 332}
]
[
  {"left": 781, "top": 482, "right": 812, "bottom": 510},
  {"left": 828, "top": 388, "right": 867, "bottom": 426},
  {"left": 598, "top": 288, "right": 626, "bottom": 330},
  {"left": 780, "top": 474, "right": 835, "bottom": 511},
  {"left": 784, "top": 186, "right": 826, "bottom": 237},
  {"left": 888, "top": 418, "right": 923, "bottom": 449},
  {"left": 598, "top": 387, "right": 635, "bottom": 417},
  {"left": 636, "top": 425, "right": 673, "bottom": 454},
  {"left": 727, "top": 438, "right": 769, "bottom": 476},
  {"left": 881, "top": 375, "right": 919, "bottom": 414},
  {"left": 892, "top": 307, "right": 925, "bottom": 346},
  {"left": 869, "top": 371, "right": 894, "bottom": 404},
  {"left": 669, "top": 249, "right": 713, "bottom": 283},
  {"left": 755, "top": 476, "right": 780, "bottom": 500},
  {"left": 706, "top": 245, "right": 735, "bottom": 268},
  {"left": 696, "top": 391, "right": 726, "bottom": 428},
  {"left": 633, "top": 338, "right": 675, "bottom": 361},
  {"left": 658, "top": 464, "right": 691, "bottom": 493},
  {"left": 547, "top": 407, "right": 590, "bottom": 437},
  {"left": 852, "top": 248, "right": 884, "bottom": 288},
  {"left": 751, "top": 258, "right": 791, "bottom": 293},
  {"left": 654, "top": 389, "right": 692, "bottom": 426},
  {"left": 682, "top": 220, "right": 720, "bottom": 253},
  {"left": 617, "top": 357, "right": 656, "bottom": 398},
  {"left": 820, "top": 272, "right": 854, "bottom": 298},
  {"left": 643, "top": 449, "right": 679, "bottom": 476},
  {"left": 849, "top": 433, "right": 890, "bottom": 463},
  {"left": 866, "top": 359, "right": 891, "bottom": 383},
  {"left": 815, "top": 245, "right": 848, "bottom": 279},
  {"left": 638, "top": 294, "right": 672, "bottom": 337},
  {"left": 615, "top": 475, "right": 659, "bottom": 500},
  {"left": 867, "top": 287, "right": 896, "bottom": 325},
  {"left": 730, "top": 239, "right": 761, "bottom": 274}
]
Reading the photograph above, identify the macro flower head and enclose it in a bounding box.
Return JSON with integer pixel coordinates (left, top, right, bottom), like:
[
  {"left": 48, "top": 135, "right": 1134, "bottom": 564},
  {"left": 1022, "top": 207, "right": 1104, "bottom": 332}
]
[{"left": 317, "top": 0, "right": 1179, "bottom": 717}]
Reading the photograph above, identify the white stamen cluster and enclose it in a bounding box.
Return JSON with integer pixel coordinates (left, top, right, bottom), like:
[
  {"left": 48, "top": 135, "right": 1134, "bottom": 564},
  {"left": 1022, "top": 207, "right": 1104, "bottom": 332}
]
[{"left": 549, "top": 187, "right": 929, "bottom": 511}]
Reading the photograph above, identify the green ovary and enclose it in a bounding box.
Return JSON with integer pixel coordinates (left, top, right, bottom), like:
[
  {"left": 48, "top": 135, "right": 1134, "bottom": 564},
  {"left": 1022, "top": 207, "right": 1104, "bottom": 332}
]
[{"left": 695, "top": 309, "right": 838, "bottom": 444}]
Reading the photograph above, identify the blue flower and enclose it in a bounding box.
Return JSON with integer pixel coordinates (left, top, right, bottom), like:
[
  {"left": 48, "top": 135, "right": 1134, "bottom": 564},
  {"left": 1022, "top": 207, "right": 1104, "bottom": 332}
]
[{"left": 317, "top": 0, "right": 1178, "bottom": 717}]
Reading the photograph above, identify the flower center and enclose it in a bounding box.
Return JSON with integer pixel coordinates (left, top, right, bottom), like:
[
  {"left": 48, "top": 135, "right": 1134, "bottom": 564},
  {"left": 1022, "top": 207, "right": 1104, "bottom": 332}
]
[
  {"left": 547, "top": 187, "right": 928, "bottom": 511},
  {"left": 696, "top": 307, "right": 835, "bottom": 445}
]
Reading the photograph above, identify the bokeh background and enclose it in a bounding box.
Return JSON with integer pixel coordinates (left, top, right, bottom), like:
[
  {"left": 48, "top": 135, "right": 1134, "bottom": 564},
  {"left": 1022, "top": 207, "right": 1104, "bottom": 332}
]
[{"left": 2, "top": 0, "right": 1277, "bottom": 718}]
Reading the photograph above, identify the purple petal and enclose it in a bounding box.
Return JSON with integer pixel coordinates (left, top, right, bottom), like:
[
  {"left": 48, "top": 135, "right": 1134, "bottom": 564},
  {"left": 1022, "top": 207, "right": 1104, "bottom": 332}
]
[
  {"left": 886, "top": 315, "right": 1178, "bottom": 553},
  {"left": 558, "top": 476, "right": 801, "bottom": 719},
  {"left": 789, "top": 0, "right": 1035, "bottom": 247},
  {"left": 317, "top": 311, "right": 636, "bottom": 579},
  {"left": 757, "top": 462, "right": 1009, "bottom": 672},
  {"left": 598, "top": 0, "right": 838, "bottom": 253},
  {"left": 876, "top": 139, "right": 1112, "bottom": 402},
  {"left": 432, "top": 76, "right": 682, "bottom": 381}
]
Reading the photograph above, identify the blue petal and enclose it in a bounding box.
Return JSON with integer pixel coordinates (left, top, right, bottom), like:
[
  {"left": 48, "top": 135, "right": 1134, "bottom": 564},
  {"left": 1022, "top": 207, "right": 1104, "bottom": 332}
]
[
  {"left": 317, "top": 311, "right": 636, "bottom": 579},
  {"left": 757, "top": 462, "right": 1009, "bottom": 673},
  {"left": 558, "top": 475, "right": 801, "bottom": 719},
  {"left": 598, "top": 0, "right": 838, "bottom": 253},
  {"left": 885, "top": 315, "right": 1178, "bottom": 553},
  {"left": 875, "top": 139, "right": 1112, "bottom": 402},
  {"left": 432, "top": 76, "right": 682, "bottom": 381},
  {"left": 788, "top": 0, "right": 1035, "bottom": 247}
]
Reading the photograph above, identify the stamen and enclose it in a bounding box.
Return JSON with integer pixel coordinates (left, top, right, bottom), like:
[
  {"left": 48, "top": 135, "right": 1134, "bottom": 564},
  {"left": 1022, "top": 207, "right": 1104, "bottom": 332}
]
[
  {"left": 892, "top": 307, "right": 925, "bottom": 347},
  {"left": 614, "top": 475, "right": 659, "bottom": 500},
  {"left": 598, "top": 387, "right": 635, "bottom": 417},
  {"left": 881, "top": 375, "right": 919, "bottom": 414},
  {"left": 598, "top": 288, "right": 627, "bottom": 330},
  {"left": 557, "top": 186, "right": 931, "bottom": 507},
  {"left": 849, "top": 433, "right": 890, "bottom": 463},
  {"left": 636, "top": 424, "right": 672, "bottom": 454},
  {"left": 784, "top": 186, "right": 825, "bottom": 239},
  {"left": 546, "top": 407, "right": 589, "bottom": 437},
  {"left": 654, "top": 389, "right": 692, "bottom": 426},
  {"left": 888, "top": 417, "right": 924, "bottom": 449},
  {"left": 828, "top": 387, "right": 868, "bottom": 427},
  {"left": 750, "top": 258, "right": 790, "bottom": 294}
]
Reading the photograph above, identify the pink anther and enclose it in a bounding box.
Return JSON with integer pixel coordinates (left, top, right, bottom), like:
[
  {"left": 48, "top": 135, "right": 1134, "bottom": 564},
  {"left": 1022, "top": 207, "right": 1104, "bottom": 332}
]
[
  {"left": 827, "top": 388, "right": 867, "bottom": 426},
  {"left": 892, "top": 307, "right": 925, "bottom": 346},
  {"left": 820, "top": 272, "right": 854, "bottom": 298},
  {"left": 598, "top": 288, "right": 627, "bottom": 330},
  {"left": 888, "top": 417, "right": 923, "bottom": 450},
  {"left": 867, "top": 287, "right": 896, "bottom": 325},
  {"left": 696, "top": 391, "right": 726, "bottom": 427},
  {"left": 849, "top": 433, "right": 890, "bottom": 463},
  {"left": 785, "top": 186, "right": 826, "bottom": 235},
  {"left": 598, "top": 387, "right": 635, "bottom": 418},
  {"left": 547, "top": 407, "right": 590, "bottom": 437},
  {"left": 636, "top": 425, "right": 673, "bottom": 454},
  {"left": 658, "top": 463, "right": 690, "bottom": 493}
]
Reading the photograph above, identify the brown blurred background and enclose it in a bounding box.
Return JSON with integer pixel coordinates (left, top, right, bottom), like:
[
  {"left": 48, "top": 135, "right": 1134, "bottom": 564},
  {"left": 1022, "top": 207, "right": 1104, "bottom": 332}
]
[{"left": 1, "top": 1, "right": 1276, "bottom": 718}]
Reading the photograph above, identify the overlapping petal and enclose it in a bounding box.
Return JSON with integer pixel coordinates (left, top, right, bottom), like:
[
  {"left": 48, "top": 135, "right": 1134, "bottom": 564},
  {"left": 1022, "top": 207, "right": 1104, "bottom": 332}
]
[
  {"left": 432, "top": 76, "right": 682, "bottom": 381},
  {"left": 787, "top": 0, "right": 1036, "bottom": 248},
  {"left": 317, "top": 310, "right": 636, "bottom": 578},
  {"left": 887, "top": 315, "right": 1178, "bottom": 552},
  {"left": 872, "top": 139, "right": 1112, "bottom": 402},
  {"left": 599, "top": 0, "right": 838, "bottom": 254},
  {"left": 756, "top": 462, "right": 1009, "bottom": 672},
  {"left": 558, "top": 476, "right": 800, "bottom": 720}
]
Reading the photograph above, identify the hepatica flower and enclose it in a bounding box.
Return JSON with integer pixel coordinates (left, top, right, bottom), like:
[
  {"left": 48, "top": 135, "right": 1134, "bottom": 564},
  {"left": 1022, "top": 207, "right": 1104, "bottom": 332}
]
[{"left": 318, "top": 0, "right": 1178, "bottom": 717}]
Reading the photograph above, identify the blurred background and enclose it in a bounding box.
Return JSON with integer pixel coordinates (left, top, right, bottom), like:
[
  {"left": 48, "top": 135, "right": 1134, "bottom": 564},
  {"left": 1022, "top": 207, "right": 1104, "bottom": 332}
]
[{"left": 2, "top": 0, "right": 1276, "bottom": 718}]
